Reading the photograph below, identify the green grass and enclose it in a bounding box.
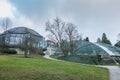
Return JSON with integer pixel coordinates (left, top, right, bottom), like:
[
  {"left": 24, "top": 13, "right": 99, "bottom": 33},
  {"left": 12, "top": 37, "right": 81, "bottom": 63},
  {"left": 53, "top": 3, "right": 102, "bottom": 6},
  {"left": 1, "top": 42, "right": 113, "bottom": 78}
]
[{"left": 0, "top": 55, "right": 109, "bottom": 80}]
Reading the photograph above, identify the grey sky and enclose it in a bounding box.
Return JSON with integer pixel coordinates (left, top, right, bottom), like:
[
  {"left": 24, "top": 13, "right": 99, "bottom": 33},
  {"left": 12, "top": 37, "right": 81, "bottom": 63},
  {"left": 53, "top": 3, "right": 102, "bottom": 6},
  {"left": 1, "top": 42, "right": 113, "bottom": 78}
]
[{"left": 0, "top": 0, "right": 120, "bottom": 44}]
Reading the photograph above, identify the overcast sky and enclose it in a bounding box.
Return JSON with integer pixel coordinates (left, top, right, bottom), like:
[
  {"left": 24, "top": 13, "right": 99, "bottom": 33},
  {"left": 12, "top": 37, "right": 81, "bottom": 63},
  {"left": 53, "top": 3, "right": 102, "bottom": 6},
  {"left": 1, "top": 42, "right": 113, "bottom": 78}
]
[{"left": 0, "top": 0, "right": 120, "bottom": 44}]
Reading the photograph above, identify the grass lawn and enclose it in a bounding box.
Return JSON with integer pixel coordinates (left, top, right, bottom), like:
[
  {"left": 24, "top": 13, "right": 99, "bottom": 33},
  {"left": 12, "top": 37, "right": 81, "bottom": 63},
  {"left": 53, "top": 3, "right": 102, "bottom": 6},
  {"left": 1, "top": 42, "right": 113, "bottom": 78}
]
[{"left": 0, "top": 55, "right": 109, "bottom": 80}]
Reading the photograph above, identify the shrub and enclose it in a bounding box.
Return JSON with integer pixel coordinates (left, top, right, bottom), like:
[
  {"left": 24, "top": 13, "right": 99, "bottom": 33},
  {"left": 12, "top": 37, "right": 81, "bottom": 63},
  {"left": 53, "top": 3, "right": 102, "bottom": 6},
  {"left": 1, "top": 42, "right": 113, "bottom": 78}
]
[
  {"left": 57, "top": 55, "right": 103, "bottom": 65},
  {"left": 0, "top": 49, "right": 17, "bottom": 54},
  {"left": 40, "top": 52, "right": 45, "bottom": 55}
]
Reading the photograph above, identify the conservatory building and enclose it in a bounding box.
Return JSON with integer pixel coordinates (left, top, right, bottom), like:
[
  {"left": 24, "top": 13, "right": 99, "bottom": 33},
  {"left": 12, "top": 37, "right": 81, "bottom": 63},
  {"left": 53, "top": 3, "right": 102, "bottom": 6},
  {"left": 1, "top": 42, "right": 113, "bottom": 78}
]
[
  {"left": 53, "top": 40, "right": 120, "bottom": 64},
  {"left": 74, "top": 41, "right": 120, "bottom": 56},
  {"left": 73, "top": 40, "right": 120, "bottom": 64},
  {"left": 0, "top": 27, "right": 47, "bottom": 54}
]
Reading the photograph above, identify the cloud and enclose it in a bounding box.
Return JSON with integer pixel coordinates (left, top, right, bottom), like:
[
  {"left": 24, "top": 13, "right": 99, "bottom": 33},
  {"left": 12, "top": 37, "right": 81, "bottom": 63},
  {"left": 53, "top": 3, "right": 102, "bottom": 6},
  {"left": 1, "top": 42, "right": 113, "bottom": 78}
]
[
  {"left": 14, "top": 15, "right": 34, "bottom": 27},
  {"left": 0, "top": 0, "right": 15, "bottom": 18},
  {"left": 0, "top": 0, "right": 37, "bottom": 33},
  {"left": 57, "top": 0, "right": 120, "bottom": 44},
  {"left": 1, "top": 0, "right": 120, "bottom": 44},
  {"left": 8, "top": 0, "right": 60, "bottom": 37}
]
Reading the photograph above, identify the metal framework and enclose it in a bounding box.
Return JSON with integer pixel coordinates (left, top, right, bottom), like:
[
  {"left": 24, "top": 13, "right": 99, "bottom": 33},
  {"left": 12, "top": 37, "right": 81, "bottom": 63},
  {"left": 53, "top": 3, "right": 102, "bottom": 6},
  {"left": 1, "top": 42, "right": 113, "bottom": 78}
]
[{"left": 0, "top": 27, "right": 46, "bottom": 53}]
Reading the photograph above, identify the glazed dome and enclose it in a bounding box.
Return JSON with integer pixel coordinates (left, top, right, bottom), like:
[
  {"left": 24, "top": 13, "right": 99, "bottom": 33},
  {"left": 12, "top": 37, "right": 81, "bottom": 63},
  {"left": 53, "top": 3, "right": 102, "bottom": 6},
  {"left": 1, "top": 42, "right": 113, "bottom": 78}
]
[{"left": 3, "top": 27, "right": 41, "bottom": 37}]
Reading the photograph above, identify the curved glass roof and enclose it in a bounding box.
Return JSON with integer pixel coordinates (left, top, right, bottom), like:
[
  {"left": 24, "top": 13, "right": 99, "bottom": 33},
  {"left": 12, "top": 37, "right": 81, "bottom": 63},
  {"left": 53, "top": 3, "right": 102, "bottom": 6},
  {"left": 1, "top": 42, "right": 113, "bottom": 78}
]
[
  {"left": 3, "top": 27, "right": 42, "bottom": 37},
  {"left": 0, "top": 27, "right": 46, "bottom": 50},
  {"left": 74, "top": 41, "right": 106, "bottom": 55},
  {"left": 96, "top": 43, "right": 120, "bottom": 56},
  {"left": 74, "top": 40, "right": 120, "bottom": 56}
]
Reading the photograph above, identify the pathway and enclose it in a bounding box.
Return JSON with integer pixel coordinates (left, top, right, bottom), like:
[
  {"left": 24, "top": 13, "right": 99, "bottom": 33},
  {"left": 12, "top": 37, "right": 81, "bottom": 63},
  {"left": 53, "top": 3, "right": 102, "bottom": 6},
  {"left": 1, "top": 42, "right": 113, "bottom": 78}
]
[
  {"left": 43, "top": 55, "right": 61, "bottom": 61},
  {"left": 101, "top": 66, "right": 120, "bottom": 80}
]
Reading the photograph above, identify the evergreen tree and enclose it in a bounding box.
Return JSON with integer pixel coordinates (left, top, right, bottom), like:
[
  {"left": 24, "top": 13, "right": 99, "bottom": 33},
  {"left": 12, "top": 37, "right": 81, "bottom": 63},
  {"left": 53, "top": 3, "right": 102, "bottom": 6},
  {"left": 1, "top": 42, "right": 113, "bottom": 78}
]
[
  {"left": 115, "top": 41, "right": 120, "bottom": 47},
  {"left": 84, "top": 37, "right": 89, "bottom": 42},
  {"left": 97, "top": 38, "right": 101, "bottom": 43},
  {"left": 101, "top": 33, "right": 111, "bottom": 45},
  {"left": 115, "top": 33, "right": 120, "bottom": 47},
  {"left": 102, "top": 33, "right": 107, "bottom": 42}
]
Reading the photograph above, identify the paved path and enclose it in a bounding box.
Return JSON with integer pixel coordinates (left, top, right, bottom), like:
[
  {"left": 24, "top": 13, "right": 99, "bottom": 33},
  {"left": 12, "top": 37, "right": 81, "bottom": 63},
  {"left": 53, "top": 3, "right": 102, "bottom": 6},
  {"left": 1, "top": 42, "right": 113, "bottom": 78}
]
[
  {"left": 44, "top": 55, "right": 120, "bottom": 80},
  {"left": 101, "top": 66, "right": 120, "bottom": 80},
  {"left": 44, "top": 55, "right": 61, "bottom": 61}
]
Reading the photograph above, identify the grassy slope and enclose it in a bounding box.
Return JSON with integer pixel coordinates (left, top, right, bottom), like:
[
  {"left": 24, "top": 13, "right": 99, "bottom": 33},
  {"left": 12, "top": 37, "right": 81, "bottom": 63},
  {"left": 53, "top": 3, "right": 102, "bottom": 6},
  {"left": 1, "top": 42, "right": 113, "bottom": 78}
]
[{"left": 0, "top": 55, "right": 109, "bottom": 80}]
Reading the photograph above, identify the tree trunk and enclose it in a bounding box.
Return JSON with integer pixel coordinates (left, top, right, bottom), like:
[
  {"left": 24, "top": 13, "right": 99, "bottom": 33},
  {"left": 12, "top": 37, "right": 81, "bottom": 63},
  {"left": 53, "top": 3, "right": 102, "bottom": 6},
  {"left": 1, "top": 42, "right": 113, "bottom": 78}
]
[{"left": 24, "top": 50, "right": 28, "bottom": 58}]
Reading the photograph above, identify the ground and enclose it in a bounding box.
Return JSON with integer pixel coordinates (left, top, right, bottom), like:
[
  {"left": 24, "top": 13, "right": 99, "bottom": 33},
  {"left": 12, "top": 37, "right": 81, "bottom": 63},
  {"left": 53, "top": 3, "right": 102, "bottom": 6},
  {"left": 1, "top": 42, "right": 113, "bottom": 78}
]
[
  {"left": 0, "top": 55, "right": 109, "bottom": 80},
  {"left": 50, "top": 55, "right": 120, "bottom": 80}
]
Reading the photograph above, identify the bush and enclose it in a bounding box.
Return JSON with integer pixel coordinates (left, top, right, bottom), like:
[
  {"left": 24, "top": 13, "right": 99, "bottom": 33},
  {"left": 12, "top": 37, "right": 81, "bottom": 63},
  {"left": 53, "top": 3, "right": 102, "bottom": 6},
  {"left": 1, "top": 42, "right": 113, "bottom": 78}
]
[
  {"left": 40, "top": 52, "right": 45, "bottom": 55},
  {"left": 0, "top": 49, "right": 17, "bottom": 54},
  {"left": 57, "top": 55, "right": 103, "bottom": 65}
]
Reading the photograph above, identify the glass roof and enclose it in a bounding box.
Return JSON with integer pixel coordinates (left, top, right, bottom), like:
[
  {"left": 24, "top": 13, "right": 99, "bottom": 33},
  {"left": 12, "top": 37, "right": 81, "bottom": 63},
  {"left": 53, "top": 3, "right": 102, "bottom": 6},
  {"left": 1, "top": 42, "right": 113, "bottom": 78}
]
[
  {"left": 74, "top": 41, "right": 106, "bottom": 55},
  {"left": 74, "top": 40, "right": 120, "bottom": 56},
  {"left": 97, "top": 43, "right": 120, "bottom": 56},
  {"left": 3, "top": 27, "right": 42, "bottom": 37}
]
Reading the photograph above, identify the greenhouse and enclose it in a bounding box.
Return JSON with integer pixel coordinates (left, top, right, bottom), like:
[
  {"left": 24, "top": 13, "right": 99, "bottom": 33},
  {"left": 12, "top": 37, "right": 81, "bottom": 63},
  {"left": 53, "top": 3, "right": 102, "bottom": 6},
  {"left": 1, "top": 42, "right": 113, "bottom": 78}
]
[
  {"left": 74, "top": 40, "right": 120, "bottom": 56},
  {"left": 72, "top": 40, "right": 120, "bottom": 64},
  {"left": 74, "top": 41, "right": 106, "bottom": 55},
  {"left": 0, "top": 27, "right": 47, "bottom": 54}
]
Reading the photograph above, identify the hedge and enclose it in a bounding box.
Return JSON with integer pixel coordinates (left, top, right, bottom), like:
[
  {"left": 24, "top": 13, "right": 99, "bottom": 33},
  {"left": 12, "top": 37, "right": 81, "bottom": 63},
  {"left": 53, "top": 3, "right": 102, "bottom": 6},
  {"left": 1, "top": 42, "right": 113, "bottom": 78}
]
[{"left": 0, "top": 49, "right": 17, "bottom": 54}]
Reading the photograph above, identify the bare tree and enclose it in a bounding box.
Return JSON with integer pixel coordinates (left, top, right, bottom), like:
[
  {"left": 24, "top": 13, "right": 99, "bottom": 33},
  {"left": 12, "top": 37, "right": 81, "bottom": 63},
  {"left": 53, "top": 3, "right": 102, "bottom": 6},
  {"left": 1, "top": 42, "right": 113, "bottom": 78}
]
[
  {"left": 0, "top": 18, "right": 12, "bottom": 50},
  {"left": 0, "top": 17, "right": 12, "bottom": 32},
  {"left": 45, "top": 17, "right": 80, "bottom": 56},
  {"left": 20, "top": 34, "right": 31, "bottom": 58},
  {"left": 46, "top": 17, "right": 65, "bottom": 46},
  {"left": 23, "top": 34, "right": 29, "bottom": 58},
  {"left": 65, "top": 23, "right": 79, "bottom": 55}
]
